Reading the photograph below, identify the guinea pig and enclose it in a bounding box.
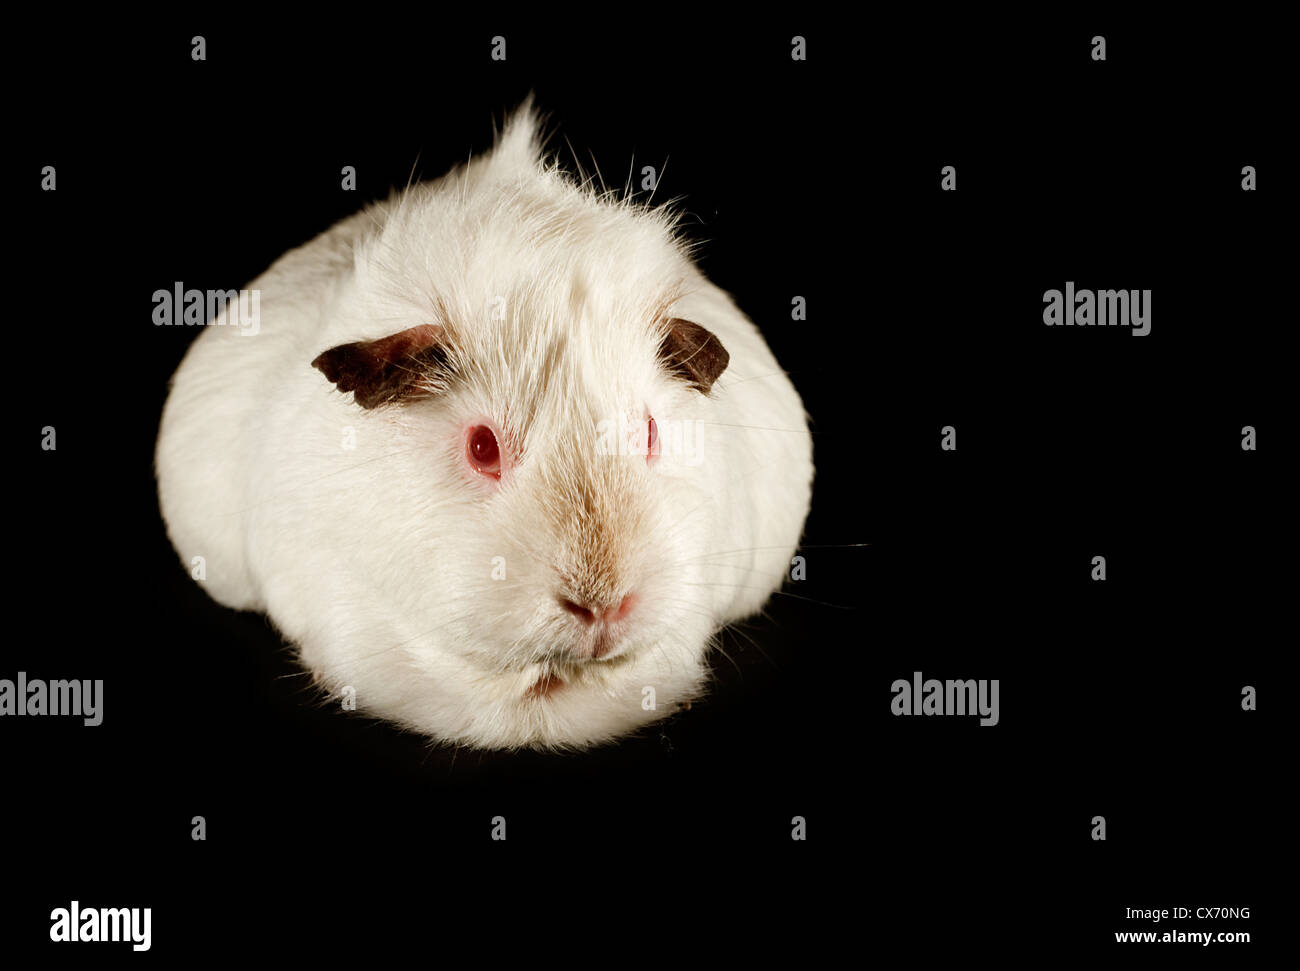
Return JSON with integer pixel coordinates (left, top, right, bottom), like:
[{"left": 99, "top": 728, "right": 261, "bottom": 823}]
[{"left": 155, "top": 100, "right": 814, "bottom": 750}]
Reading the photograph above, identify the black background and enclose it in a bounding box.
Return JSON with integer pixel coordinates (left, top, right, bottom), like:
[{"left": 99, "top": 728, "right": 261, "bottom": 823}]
[{"left": 8, "top": 12, "right": 1284, "bottom": 959}]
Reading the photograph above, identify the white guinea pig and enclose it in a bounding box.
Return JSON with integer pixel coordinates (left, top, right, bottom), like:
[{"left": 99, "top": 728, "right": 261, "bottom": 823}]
[{"left": 155, "top": 101, "right": 813, "bottom": 750}]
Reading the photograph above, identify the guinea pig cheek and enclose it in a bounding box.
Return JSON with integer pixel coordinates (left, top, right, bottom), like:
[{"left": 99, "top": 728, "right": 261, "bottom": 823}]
[{"left": 461, "top": 419, "right": 512, "bottom": 484}]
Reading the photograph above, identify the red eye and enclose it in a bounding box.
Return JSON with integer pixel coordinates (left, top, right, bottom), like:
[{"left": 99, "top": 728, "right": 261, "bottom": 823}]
[
  {"left": 646, "top": 417, "right": 659, "bottom": 465},
  {"left": 467, "top": 425, "right": 501, "bottom": 478}
]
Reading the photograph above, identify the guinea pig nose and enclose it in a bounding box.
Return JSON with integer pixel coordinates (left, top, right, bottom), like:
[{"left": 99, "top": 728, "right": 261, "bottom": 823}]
[
  {"left": 604, "top": 593, "right": 637, "bottom": 623},
  {"left": 559, "top": 593, "right": 637, "bottom": 625},
  {"left": 559, "top": 597, "right": 598, "bottom": 624}
]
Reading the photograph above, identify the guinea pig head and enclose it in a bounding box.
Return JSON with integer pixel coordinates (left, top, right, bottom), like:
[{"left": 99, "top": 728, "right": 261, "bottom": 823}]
[{"left": 310, "top": 297, "right": 731, "bottom": 709}]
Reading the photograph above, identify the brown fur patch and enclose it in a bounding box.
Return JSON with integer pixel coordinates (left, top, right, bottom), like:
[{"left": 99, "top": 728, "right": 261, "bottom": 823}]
[
  {"left": 658, "top": 317, "right": 729, "bottom": 394},
  {"left": 312, "top": 323, "right": 451, "bottom": 408}
]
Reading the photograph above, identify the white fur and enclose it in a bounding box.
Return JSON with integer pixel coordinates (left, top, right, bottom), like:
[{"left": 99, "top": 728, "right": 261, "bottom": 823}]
[{"left": 155, "top": 102, "right": 814, "bottom": 749}]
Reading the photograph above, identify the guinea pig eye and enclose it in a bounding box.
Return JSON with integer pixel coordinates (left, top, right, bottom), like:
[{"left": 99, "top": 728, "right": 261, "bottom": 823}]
[
  {"left": 646, "top": 416, "right": 659, "bottom": 465},
  {"left": 467, "top": 425, "right": 501, "bottom": 478}
]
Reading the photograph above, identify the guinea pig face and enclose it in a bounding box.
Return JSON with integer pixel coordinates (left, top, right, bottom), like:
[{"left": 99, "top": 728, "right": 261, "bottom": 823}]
[{"left": 308, "top": 185, "right": 733, "bottom": 747}]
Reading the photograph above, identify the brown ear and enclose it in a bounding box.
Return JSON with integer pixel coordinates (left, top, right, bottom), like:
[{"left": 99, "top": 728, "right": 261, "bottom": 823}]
[
  {"left": 311, "top": 324, "right": 451, "bottom": 409},
  {"left": 658, "top": 318, "right": 729, "bottom": 394}
]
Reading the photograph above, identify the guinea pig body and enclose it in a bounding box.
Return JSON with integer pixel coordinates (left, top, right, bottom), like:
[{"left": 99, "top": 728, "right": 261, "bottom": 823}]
[{"left": 155, "top": 104, "right": 813, "bottom": 749}]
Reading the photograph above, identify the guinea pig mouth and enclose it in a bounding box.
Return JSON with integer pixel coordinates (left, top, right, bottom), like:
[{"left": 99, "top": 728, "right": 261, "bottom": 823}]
[
  {"left": 523, "top": 648, "right": 634, "bottom": 701},
  {"left": 591, "top": 629, "right": 617, "bottom": 660}
]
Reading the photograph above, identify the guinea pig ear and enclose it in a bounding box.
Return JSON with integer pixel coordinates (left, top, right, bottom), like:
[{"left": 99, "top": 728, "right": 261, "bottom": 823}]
[
  {"left": 658, "top": 317, "right": 729, "bottom": 394},
  {"left": 311, "top": 324, "right": 451, "bottom": 409}
]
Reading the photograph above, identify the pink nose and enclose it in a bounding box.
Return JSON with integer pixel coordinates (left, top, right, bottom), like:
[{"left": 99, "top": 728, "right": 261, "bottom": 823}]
[{"left": 559, "top": 593, "right": 637, "bottom": 625}]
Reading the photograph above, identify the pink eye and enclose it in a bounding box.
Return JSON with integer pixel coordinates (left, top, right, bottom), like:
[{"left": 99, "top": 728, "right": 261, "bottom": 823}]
[
  {"left": 467, "top": 425, "right": 501, "bottom": 478},
  {"left": 646, "top": 417, "right": 659, "bottom": 465}
]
